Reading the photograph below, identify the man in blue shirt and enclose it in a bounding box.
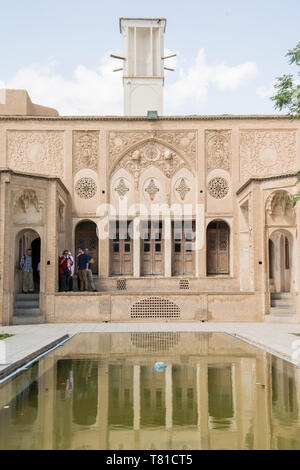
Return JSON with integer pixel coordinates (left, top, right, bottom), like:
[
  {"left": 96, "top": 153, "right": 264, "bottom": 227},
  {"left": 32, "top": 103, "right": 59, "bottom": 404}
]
[{"left": 77, "top": 248, "right": 89, "bottom": 291}]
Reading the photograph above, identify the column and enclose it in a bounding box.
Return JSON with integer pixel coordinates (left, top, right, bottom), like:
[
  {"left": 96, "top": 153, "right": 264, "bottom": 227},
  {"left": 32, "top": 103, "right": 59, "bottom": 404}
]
[
  {"left": 97, "top": 363, "right": 109, "bottom": 449},
  {"left": 196, "top": 129, "right": 206, "bottom": 277},
  {"left": 165, "top": 363, "right": 173, "bottom": 449},
  {"left": 99, "top": 129, "right": 109, "bottom": 277},
  {"left": 165, "top": 363, "right": 173, "bottom": 428},
  {"left": 253, "top": 353, "right": 271, "bottom": 449},
  {"left": 197, "top": 362, "right": 210, "bottom": 450},
  {"left": 0, "top": 172, "right": 12, "bottom": 325},
  {"left": 133, "top": 365, "right": 141, "bottom": 430},
  {"left": 251, "top": 183, "right": 265, "bottom": 319},
  {"left": 164, "top": 217, "right": 172, "bottom": 277},
  {"left": 232, "top": 363, "right": 243, "bottom": 449},
  {"left": 133, "top": 217, "right": 140, "bottom": 277},
  {"left": 39, "top": 355, "right": 56, "bottom": 449}
]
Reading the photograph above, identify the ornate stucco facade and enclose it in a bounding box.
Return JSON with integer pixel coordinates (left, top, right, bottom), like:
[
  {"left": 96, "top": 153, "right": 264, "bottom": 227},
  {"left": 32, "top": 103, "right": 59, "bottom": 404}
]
[
  {"left": 1, "top": 99, "right": 300, "bottom": 324},
  {"left": 0, "top": 18, "right": 299, "bottom": 325}
]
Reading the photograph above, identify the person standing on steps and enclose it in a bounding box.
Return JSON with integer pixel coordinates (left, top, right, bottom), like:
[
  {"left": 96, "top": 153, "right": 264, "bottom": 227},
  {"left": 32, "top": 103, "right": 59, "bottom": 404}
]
[
  {"left": 59, "top": 250, "right": 73, "bottom": 292},
  {"left": 77, "top": 249, "right": 89, "bottom": 292},
  {"left": 20, "top": 248, "right": 34, "bottom": 294}
]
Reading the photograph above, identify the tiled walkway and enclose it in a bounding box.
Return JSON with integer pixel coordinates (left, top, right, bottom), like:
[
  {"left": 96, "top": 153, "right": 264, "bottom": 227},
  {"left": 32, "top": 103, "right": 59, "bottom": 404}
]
[{"left": 1, "top": 321, "right": 300, "bottom": 373}]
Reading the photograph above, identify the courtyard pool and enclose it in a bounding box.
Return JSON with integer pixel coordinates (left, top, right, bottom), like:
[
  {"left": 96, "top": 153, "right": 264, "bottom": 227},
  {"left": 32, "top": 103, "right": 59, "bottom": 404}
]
[{"left": 0, "top": 332, "right": 299, "bottom": 450}]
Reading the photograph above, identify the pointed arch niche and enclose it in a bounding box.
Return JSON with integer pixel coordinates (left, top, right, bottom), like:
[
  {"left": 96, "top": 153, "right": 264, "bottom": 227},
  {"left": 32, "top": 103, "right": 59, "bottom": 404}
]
[{"left": 110, "top": 138, "right": 194, "bottom": 191}]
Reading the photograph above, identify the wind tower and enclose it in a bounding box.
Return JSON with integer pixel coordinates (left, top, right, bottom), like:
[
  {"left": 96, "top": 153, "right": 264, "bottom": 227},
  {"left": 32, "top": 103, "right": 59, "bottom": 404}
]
[{"left": 116, "top": 18, "right": 169, "bottom": 116}]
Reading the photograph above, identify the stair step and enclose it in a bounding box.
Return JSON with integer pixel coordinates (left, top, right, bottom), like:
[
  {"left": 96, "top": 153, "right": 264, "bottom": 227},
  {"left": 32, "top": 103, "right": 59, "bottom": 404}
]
[
  {"left": 15, "top": 293, "right": 39, "bottom": 301},
  {"left": 270, "top": 307, "right": 296, "bottom": 315},
  {"left": 271, "top": 293, "right": 292, "bottom": 300},
  {"left": 13, "top": 315, "right": 45, "bottom": 325},
  {"left": 271, "top": 301, "right": 294, "bottom": 308},
  {"left": 15, "top": 300, "right": 39, "bottom": 308},
  {"left": 265, "top": 315, "right": 298, "bottom": 323},
  {"left": 14, "top": 307, "right": 41, "bottom": 316}
]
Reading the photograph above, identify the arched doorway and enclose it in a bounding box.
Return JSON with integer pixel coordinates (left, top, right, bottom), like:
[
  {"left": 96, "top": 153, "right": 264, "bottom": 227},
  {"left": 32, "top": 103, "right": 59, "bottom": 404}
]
[
  {"left": 15, "top": 229, "right": 41, "bottom": 293},
  {"left": 206, "top": 221, "right": 230, "bottom": 275},
  {"left": 269, "top": 230, "right": 293, "bottom": 293},
  {"left": 75, "top": 221, "right": 98, "bottom": 275}
]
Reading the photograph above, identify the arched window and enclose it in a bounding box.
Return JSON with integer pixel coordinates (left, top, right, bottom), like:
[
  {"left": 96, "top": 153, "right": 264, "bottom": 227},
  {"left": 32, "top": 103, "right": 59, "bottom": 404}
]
[{"left": 206, "top": 221, "right": 230, "bottom": 275}]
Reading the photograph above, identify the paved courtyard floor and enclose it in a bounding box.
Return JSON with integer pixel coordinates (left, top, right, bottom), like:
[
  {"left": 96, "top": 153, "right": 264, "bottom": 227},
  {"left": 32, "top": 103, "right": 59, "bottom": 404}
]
[{"left": 1, "top": 322, "right": 300, "bottom": 374}]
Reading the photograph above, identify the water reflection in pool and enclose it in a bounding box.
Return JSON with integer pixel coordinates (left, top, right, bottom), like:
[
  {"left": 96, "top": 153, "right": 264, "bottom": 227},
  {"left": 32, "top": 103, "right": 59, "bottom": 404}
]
[{"left": 0, "top": 332, "right": 300, "bottom": 450}]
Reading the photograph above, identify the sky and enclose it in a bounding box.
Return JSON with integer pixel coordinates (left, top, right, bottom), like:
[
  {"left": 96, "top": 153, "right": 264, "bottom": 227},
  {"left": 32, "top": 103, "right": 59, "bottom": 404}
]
[{"left": 0, "top": 0, "right": 299, "bottom": 115}]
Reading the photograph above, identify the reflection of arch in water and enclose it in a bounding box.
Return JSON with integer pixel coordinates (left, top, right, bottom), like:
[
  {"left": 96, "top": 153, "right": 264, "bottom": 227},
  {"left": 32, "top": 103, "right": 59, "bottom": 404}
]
[
  {"left": 130, "top": 332, "right": 181, "bottom": 352},
  {"left": 11, "top": 363, "right": 39, "bottom": 426},
  {"left": 72, "top": 360, "right": 98, "bottom": 426},
  {"left": 271, "top": 357, "right": 299, "bottom": 425},
  {"left": 208, "top": 366, "right": 234, "bottom": 426}
]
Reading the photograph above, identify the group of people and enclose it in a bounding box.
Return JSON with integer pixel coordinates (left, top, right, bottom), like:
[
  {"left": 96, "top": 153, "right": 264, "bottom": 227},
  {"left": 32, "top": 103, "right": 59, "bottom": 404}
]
[
  {"left": 19, "top": 247, "right": 97, "bottom": 293},
  {"left": 58, "top": 247, "right": 97, "bottom": 292}
]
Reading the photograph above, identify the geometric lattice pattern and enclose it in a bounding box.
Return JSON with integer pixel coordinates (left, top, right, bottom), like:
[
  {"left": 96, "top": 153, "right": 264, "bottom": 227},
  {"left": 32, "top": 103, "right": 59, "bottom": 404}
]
[
  {"left": 207, "top": 177, "right": 229, "bottom": 199},
  {"left": 117, "top": 279, "right": 127, "bottom": 290},
  {"left": 130, "top": 296, "right": 180, "bottom": 319},
  {"left": 130, "top": 332, "right": 181, "bottom": 352},
  {"left": 75, "top": 177, "right": 97, "bottom": 199},
  {"left": 179, "top": 279, "right": 190, "bottom": 290}
]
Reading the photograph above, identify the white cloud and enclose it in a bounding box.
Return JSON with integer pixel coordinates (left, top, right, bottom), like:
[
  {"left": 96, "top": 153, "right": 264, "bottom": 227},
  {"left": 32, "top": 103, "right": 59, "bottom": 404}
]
[
  {"left": 165, "top": 48, "right": 258, "bottom": 113},
  {"left": 5, "top": 55, "right": 124, "bottom": 115},
  {"left": 1, "top": 48, "right": 258, "bottom": 115}
]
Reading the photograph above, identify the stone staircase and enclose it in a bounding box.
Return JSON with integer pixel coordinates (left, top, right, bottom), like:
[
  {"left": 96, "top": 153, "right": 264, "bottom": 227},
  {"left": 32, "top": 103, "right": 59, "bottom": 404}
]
[
  {"left": 13, "top": 293, "right": 44, "bottom": 325},
  {"left": 265, "top": 293, "right": 297, "bottom": 323}
]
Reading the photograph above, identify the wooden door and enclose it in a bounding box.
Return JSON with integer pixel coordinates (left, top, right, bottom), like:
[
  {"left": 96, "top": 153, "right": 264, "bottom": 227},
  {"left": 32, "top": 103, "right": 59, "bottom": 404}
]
[
  {"left": 141, "top": 221, "right": 164, "bottom": 276},
  {"left": 110, "top": 221, "right": 133, "bottom": 276},
  {"left": 207, "top": 222, "right": 229, "bottom": 275},
  {"left": 173, "top": 220, "right": 195, "bottom": 276},
  {"left": 75, "top": 221, "right": 98, "bottom": 274}
]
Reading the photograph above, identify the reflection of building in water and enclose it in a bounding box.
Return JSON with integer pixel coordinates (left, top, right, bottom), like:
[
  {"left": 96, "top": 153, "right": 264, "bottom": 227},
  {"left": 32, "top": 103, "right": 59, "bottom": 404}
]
[
  {"left": 108, "top": 365, "right": 133, "bottom": 428},
  {"left": 1, "top": 333, "right": 300, "bottom": 450},
  {"left": 0, "top": 364, "right": 39, "bottom": 450},
  {"left": 271, "top": 356, "right": 300, "bottom": 450}
]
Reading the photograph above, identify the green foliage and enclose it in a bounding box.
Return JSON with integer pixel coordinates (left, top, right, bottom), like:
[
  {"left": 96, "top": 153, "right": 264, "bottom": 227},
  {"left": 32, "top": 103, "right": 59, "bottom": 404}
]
[
  {"left": 271, "top": 42, "right": 300, "bottom": 118},
  {"left": 0, "top": 334, "right": 13, "bottom": 340}
]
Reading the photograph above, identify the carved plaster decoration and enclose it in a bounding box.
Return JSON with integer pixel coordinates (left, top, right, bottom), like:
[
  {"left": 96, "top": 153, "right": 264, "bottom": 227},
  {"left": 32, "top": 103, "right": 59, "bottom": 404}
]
[
  {"left": 112, "top": 141, "right": 187, "bottom": 188},
  {"left": 175, "top": 178, "right": 191, "bottom": 200},
  {"left": 75, "top": 177, "right": 97, "bottom": 199},
  {"left": 114, "top": 178, "right": 129, "bottom": 199},
  {"left": 240, "top": 130, "right": 296, "bottom": 183},
  {"left": 145, "top": 179, "right": 159, "bottom": 201},
  {"left": 58, "top": 199, "right": 65, "bottom": 232},
  {"left": 109, "top": 130, "right": 196, "bottom": 172},
  {"left": 13, "top": 189, "right": 43, "bottom": 214},
  {"left": 266, "top": 191, "right": 293, "bottom": 216},
  {"left": 206, "top": 130, "right": 231, "bottom": 172},
  {"left": 207, "top": 177, "right": 229, "bottom": 199},
  {"left": 7, "top": 131, "right": 64, "bottom": 176},
  {"left": 73, "top": 131, "right": 99, "bottom": 173}
]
